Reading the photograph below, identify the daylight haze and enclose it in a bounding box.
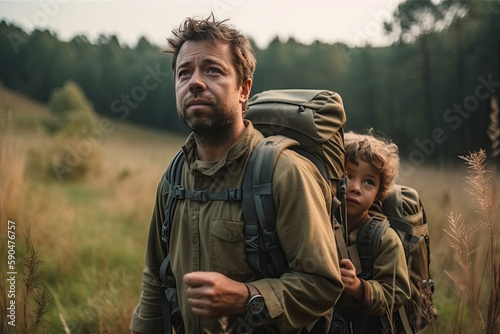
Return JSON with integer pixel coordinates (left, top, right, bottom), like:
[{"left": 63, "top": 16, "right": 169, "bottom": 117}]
[{"left": 0, "top": 0, "right": 405, "bottom": 48}]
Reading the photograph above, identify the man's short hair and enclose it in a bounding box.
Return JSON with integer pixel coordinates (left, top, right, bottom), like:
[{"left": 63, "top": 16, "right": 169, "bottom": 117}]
[{"left": 164, "top": 14, "right": 256, "bottom": 111}]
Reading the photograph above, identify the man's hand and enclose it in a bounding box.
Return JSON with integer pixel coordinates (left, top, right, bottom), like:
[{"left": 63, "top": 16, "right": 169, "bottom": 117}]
[
  {"left": 183, "top": 271, "right": 248, "bottom": 318},
  {"left": 340, "top": 259, "right": 363, "bottom": 301}
]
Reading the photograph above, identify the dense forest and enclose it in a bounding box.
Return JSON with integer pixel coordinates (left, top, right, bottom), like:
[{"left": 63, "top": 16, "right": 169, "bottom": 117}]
[{"left": 1, "top": 0, "right": 499, "bottom": 165}]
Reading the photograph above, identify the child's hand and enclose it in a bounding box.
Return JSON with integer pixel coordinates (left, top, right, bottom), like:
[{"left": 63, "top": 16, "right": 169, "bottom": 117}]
[{"left": 340, "top": 259, "right": 363, "bottom": 301}]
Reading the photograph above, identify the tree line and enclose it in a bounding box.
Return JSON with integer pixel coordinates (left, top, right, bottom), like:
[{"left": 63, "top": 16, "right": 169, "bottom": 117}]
[{"left": 1, "top": 0, "right": 499, "bottom": 164}]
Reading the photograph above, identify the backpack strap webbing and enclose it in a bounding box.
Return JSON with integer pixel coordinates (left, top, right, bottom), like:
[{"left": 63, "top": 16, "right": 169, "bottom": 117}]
[
  {"left": 161, "top": 150, "right": 185, "bottom": 248},
  {"left": 353, "top": 216, "right": 394, "bottom": 332},
  {"left": 159, "top": 149, "right": 185, "bottom": 334},
  {"left": 170, "top": 187, "right": 243, "bottom": 201},
  {"left": 242, "top": 135, "right": 299, "bottom": 277},
  {"left": 334, "top": 176, "right": 349, "bottom": 260},
  {"left": 333, "top": 220, "right": 349, "bottom": 260},
  {"left": 160, "top": 288, "right": 172, "bottom": 334},
  {"left": 356, "top": 215, "right": 390, "bottom": 280}
]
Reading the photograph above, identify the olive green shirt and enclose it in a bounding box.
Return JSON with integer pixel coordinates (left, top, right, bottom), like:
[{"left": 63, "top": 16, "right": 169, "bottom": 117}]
[{"left": 130, "top": 121, "right": 343, "bottom": 333}]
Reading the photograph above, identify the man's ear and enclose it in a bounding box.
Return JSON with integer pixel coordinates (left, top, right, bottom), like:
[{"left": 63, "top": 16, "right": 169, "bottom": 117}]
[{"left": 239, "top": 78, "right": 252, "bottom": 103}]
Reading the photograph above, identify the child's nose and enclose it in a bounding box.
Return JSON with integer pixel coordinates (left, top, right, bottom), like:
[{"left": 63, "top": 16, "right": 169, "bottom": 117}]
[{"left": 347, "top": 180, "right": 361, "bottom": 194}]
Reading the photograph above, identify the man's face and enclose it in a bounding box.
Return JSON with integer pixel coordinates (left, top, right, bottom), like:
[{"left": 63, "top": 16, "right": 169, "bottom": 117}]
[{"left": 174, "top": 40, "right": 250, "bottom": 135}]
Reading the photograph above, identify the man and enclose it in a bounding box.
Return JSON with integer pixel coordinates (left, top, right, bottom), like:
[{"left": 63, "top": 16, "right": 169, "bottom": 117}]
[{"left": 130, "top": 15, "right": 343, "bottom": 334}]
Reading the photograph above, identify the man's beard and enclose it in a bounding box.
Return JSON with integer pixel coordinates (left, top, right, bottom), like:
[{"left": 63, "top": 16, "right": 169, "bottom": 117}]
[{"left": 178, "top": 104, "right": 238, "bottom": 146}]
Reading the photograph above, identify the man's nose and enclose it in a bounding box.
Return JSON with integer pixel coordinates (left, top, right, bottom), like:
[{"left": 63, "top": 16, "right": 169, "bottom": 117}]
[{"left": 189, "top": 69, "right": 206, "bottom": 92}]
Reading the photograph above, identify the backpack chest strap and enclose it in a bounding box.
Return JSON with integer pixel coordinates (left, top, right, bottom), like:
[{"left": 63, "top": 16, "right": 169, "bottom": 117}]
[{"left": 170, "top": 185, "right": 243, "bottom": 202}]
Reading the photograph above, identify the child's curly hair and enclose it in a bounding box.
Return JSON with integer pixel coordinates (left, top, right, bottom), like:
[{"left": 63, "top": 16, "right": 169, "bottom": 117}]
[{"left": 344, "top": 130, "right": 399, "bottom": 201}]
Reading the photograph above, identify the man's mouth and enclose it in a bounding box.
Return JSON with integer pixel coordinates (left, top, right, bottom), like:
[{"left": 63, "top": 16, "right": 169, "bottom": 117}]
[{"left": 187, "top": 99, "right": 211, "bottom": 108}]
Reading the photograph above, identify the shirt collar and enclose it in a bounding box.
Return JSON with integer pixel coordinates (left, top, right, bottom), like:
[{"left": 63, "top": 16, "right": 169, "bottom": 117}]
[{"left": 182, "top": 120, "right": 263, "bottom": 176}]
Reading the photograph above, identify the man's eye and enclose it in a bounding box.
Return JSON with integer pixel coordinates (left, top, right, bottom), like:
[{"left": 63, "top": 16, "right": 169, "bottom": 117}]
[
  {"left": 178, "top": 69, "right": 190, "bottom": 77},
  {"left": 207, "top": 68, "right": 221, "bottom": 74}
]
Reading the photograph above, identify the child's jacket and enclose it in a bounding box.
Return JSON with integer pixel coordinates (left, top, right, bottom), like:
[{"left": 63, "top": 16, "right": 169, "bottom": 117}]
[{"left": 336, "top": 214, "right": 411, "bottom": 332}]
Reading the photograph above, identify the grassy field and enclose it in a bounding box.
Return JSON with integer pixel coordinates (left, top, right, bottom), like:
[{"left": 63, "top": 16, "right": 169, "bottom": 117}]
[{"left": 1, "top": 85, "right": 498, "bottom": 333}]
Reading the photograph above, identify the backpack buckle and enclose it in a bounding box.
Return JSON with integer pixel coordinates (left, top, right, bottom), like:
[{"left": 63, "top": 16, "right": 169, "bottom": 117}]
[
  {"left": 226, "top": 188, "right": 241, "bottom": 201},
  {"left": 262, "top": 228, "right": 279, "bottom": 250},
  {"left": 408, "top": 234, "right": 420, "bottom": 244},
  {"left": 172, "top": 185, "right": 185, "bottom": 199},
  {"left": 161, "top": 219, "right": 169, "bottom": 243},
  {"left": 190, "top": 190, "right": 203, "bottom": 201}
]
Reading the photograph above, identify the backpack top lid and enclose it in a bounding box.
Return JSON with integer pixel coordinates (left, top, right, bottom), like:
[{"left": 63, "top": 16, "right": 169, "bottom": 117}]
[{"left": 246, "top": 89, "right": 346, "bottom": 183}]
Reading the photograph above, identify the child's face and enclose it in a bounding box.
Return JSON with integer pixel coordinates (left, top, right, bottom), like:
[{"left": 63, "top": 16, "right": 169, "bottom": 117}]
[{"left": 345, "top": 160, "right": 381, "bottom": 225}]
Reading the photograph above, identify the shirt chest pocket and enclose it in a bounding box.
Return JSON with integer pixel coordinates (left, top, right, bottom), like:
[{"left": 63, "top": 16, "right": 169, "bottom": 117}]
[{"left": 210, "top": 219, "right": 251, "bottom": 280}]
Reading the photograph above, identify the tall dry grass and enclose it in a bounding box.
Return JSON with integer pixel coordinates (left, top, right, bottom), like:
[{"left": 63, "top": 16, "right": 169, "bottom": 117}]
[
  {"left": 438, "top": 96, "right": 500, "bottom": 334},
  {"left": 1, "top": 117, "right": 53, "bottom": 333},
  {"left": 0, "top": 111, "right": 24, "bottom": 238}
]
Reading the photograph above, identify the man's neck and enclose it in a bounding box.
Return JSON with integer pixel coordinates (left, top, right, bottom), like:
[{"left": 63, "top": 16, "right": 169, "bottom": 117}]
[{"left": 194, "top": 121, "right": 246, "bottom": 162}]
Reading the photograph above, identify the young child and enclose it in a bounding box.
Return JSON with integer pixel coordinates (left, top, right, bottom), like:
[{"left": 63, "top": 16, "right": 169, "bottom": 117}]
[{"left": 333, "top": 131, "right": 411, "bottom": 333}]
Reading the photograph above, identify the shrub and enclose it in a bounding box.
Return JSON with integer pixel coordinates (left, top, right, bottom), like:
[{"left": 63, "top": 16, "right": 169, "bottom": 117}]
[
  {"left": 45, "top": 81, "right": 98, "bottom": 138},
  {"left": 27, "top": 81, "right": 103, "bottom": 182}
]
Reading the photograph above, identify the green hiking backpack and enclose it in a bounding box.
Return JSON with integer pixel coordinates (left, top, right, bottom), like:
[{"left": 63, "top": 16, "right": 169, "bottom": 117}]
[
  {"left": 354, "top": 184, "right": 438, "bottom": 333},
  {"left": 158, "top": 89, "right": 347, "bottom": 333},
  {"left": 243, "top": 89, "right": 346, "bottom": 277}
]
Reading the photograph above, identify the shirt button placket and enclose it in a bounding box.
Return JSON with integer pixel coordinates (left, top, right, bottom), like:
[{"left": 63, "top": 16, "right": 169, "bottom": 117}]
[
  {"left": 191, "top": 175, "right": 203, "bottom": 273},
  {"left": 191, "top": 211, "right": 198, "bottom": 245}
]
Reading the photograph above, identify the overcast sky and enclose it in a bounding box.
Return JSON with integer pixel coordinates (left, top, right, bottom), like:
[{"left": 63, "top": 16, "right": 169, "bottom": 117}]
[{"left": 0, "top": 0, "right": 406, "bottom": 49}]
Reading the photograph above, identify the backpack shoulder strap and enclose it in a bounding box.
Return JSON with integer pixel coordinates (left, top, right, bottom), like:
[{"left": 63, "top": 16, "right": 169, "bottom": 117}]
[
  {"left": 333, "top": 218, "right": 349, "bottom": 260},
  {"left": 242, "top": 135, "right": 299, "bottom": 277},
  {"left": 159, "top": 149, "right": 185, "bottom": 288},
  {"left": 352, "top": 215, "right": 392, "bottom": 332},
  {"left": 160, "top": 149, "right": 185, "bottom": 247},
  {"left": 334, "top": 177, "right": 349, "bottom": 260},
  {"left": 159, "top": 149, "right": 186, "bottom": 334},
  {"left": 242, "top": 134, "right": 349, "bottom": 277},
  {"left": 356, "top": 214, "right": 390, "bottom": 280}
]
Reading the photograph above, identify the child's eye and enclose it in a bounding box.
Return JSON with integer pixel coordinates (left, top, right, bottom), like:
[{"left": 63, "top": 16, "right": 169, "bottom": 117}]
[{"left": 364, "top": 179, "right": 375, "bottom": 186}]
